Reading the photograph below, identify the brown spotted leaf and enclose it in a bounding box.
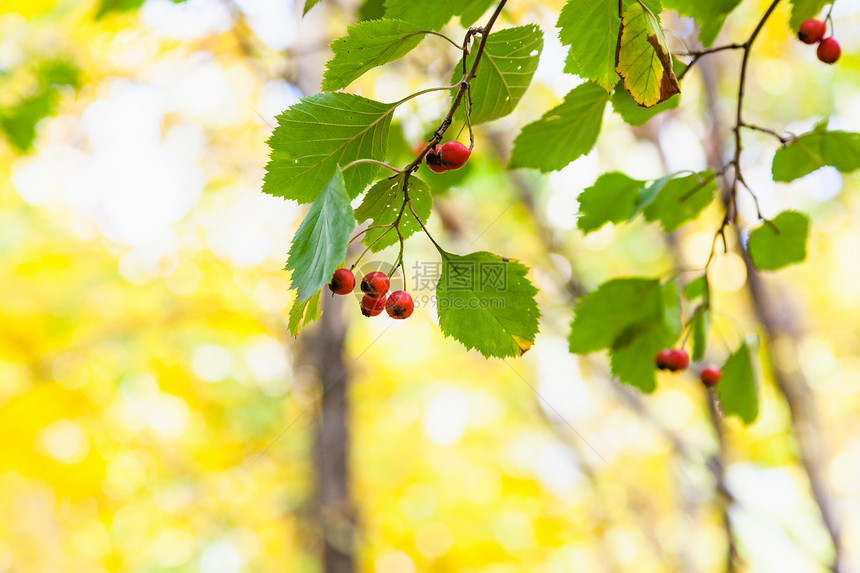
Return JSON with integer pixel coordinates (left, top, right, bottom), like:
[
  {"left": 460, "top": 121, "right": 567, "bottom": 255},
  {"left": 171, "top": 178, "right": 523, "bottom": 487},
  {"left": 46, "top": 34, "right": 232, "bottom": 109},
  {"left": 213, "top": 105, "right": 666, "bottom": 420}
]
[{"left": 615, "top": 1, "right": 680, "bottom": 108}]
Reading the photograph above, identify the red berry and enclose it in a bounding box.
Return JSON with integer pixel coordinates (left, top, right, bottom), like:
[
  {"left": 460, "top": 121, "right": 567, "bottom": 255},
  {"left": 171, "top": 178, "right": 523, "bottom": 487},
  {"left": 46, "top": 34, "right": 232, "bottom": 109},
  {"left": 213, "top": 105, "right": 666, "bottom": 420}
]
[
  {"left": 667, "top": 349, "right": 690, "bottom": 372},
  {"left": 798, "top": 19, "right": 826, "bottom": 44},
  {"left": 655, "top": 349, "right": 674, "bottom": 370},
  {"left": 360, "top": 271, "right": 390, "bottom": 298},
  {"left": 817, "top": 37, "right": 841, "bottom": 64},
  {"left": 425, "top": 148, "right": 448, "bottom": 173},
  {"left": 385, "top": 290, "right": 414, "bottom": 319},
  {"left": 701, "top": 366, "right": 722, "bottom": 387},
  {"left": 360, "top": 294, "right": 386, "bottom": 317},
  {"left": 656, "top": 348, "right": 689, "bottom": 372},
  {"left": 438, "top": 141, "right": 471, "bottom": 170},
  {"left": 328, "top": 268, "right": 355, "bottom": 295}
]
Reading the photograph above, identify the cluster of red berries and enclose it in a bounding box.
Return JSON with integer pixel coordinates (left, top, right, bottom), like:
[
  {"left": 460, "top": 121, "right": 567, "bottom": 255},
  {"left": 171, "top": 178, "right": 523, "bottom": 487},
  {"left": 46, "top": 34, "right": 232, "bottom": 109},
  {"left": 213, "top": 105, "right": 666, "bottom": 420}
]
[
  {"left": 798, "top": 19, "right": 840, "bottom": 64},
  {"left": 328, "top": 268, "right": 414, "bottom": 319},
  {"left": 655, "top": 348, "right": 722, "bottom": 387},
  {"left": 425, "top": 141, "right": 471, "bottom": 173}
]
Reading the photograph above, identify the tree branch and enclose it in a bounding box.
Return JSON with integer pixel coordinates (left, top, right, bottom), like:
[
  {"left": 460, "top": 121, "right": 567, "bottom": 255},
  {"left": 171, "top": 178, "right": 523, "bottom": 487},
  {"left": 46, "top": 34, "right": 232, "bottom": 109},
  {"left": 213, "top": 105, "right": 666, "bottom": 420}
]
[{"left": 698, "top": 47, "right": 845, "bottom": 573}]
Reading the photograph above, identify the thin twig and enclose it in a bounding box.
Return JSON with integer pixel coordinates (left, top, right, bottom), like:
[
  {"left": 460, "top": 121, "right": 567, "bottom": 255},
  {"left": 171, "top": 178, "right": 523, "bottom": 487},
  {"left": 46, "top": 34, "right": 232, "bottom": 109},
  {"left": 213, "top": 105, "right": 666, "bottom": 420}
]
[
  {"left": 677, "top": 43, "right": 745, "bottom": 81},
  {"left": 739, "top": 122, "right": 794, "bottom": 144}
]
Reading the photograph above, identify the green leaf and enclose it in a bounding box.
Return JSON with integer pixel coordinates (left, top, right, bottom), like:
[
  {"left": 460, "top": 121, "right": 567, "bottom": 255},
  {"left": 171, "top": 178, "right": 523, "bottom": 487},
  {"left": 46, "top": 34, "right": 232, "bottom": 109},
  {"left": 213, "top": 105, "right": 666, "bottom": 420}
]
[
  {"left": 354, "top": 175, "right": 432, "bottom": 252},
  {"left": 636, "top": 175, "right": 668, "bottom": 210},
  {"left": 557, "top": 0, "right": 662, "bottom": 91},
  {"left": 436, "top": 252, "right": 540, "bottom": 358},
  {"left": 358, "top": 0, "right": 386, "bottom": 21},
  {"left": 571, "top": 277, "right": 680, "bottom": 391},
  {"left": 690, "top": 310, "right": 708, "bottom": 361},
  {"left": 610, "top": 83, "right": 679, "bottom": 126},
  {"left": 383, "top": 0, "right": 459, "bottom": 30},
  {"left": 288, "top": 290, "right": 324, "bottom": 336},
  {"left": 459, "top": 0, "right": 496, "bottom": 27},
  {"left": 615, "top": 2, "right": 680, "bottom": 108},
  {"left": 610, "top": 322, "right": 675, "bottom": 392},
  {"left": 284, "top": 171, "right": 356, "bottom": 300},
  {"left": 716, "top": 342, "right": 758, "bottom": 425},
  {"left": 788, "top": 0, "right": 828, "bottom": 29},
  {"left": 577, "top": 172, "right": 645, "bottom": 234},
  {"left": 683, "top": 275, "right": 708, "bottom": 300},
  {"left": 662, "top": 280, "right": 682, "bottom": 340},
  {"left": 772, "top": 129, "right": 860, "bottom": 182},
  {"left": 747, "top": 210, "right": 810, "bottom": 271},
  {"left": 563, "top": 51, "right": 581, "bottom": 76},
  {"left": 569, "top": 278, "right": 664, "bottom": 354},
  {"left": 452, "top": 25, "right": 543, "bottom": 125},
  {"left": 322, "top": 19, "right": 427, "bottom": 91},
  {"left": 304, "top": 0, "right": 323, "bottom": 14},
  {"left": 662, "top": 0, "right": 742, "bottom": 46},
  {"left": 264, "top": 93, "right": 396, "bottom": 203},
  {"left": 642, "top": 171, "right": 717, "bottom": 231},
  {"left": 509, "top": 82, "right": 610, "bottom": 172},
  {"left": 610, "top": 280, "right": 679, "bottom": 392}
]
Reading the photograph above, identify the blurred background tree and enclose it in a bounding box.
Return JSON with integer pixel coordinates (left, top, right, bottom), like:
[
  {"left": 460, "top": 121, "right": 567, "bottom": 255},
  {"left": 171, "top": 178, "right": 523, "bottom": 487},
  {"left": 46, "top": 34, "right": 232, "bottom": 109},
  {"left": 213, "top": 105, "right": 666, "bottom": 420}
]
[{"left": 1, "top": 1, "right": 859, "bottom": 572}]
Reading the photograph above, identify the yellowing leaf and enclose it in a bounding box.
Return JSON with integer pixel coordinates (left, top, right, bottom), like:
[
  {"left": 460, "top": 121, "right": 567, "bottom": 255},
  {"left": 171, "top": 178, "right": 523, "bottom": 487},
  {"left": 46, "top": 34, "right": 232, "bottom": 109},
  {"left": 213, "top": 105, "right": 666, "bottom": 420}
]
[
  {"left": 511, "top": 335, "right": 534, "bottom": 356},
  {"left": 615, "top": 1, "right": 680, "bottom": 108}
]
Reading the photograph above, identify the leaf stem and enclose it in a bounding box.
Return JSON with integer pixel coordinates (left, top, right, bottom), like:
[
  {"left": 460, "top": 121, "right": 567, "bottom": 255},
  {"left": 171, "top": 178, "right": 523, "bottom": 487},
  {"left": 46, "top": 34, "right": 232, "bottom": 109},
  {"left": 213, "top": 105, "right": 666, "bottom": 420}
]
[
  {"left": 392, "top": 83, "right": 461, "bottom": 107},
  {"left": 407, "top": 198, "right": 447, "bottom": 256},
  {"left": 341, "top": 159, "right": 402, "bottom": 173},
  {"left": 347, "top": 222, "right": 398, "bottom": 247},
  {"left": 425, "top": 30, "right": 462, "bottom": 50}
]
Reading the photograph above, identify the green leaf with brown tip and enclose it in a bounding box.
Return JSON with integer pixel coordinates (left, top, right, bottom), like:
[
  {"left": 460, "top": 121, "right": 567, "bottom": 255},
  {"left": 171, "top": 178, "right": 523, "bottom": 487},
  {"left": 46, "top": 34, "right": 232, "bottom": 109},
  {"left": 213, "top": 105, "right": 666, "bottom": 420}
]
[
  {"left": 615, "top": 1, "right": 680, "bottom": 108},
  {"left": 558, "top": 0, "right": 662, "bottom": 91},
  {"left": 436, "top": 252, "right": 540, "bottom": 358}
]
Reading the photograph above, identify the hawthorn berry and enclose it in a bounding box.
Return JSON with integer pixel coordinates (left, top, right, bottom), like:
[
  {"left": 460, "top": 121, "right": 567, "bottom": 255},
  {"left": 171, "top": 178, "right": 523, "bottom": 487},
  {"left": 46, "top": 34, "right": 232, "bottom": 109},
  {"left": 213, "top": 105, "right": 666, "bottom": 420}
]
[
  {"left": 655, "top": 348, "right": 689, "bottom": 372},
  {"left": 655, "top": 349, "right": 674, "bottom": 370},
  {"left": 438, "top": 141, "right": 471, "bottom": 170},
  {"left": 360, "top": 294, "right": 386, "bottom": 317},
  {"left": 701, "top": 366, "right": 722, "bottom": 387},
  {"left": 360, "top": 271, "right": 390, "bottom": 298},
  {"left": 425, "top": 148, "right": 448, "bottom": 173},
  {"left": 798, "top": 19, "right": 826, "bottom": 44},
  {"left": 817, "top": 37, "right": 841, "bottom": 64},
  {"left": 385, "top": 290, "right": 414, "bottom": 319},
  {"left": 328, "top": 268, "right": 355, "bottom": 295},
  {"left": 668, "top": 349, "right": 690, "bottom": 372}
]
